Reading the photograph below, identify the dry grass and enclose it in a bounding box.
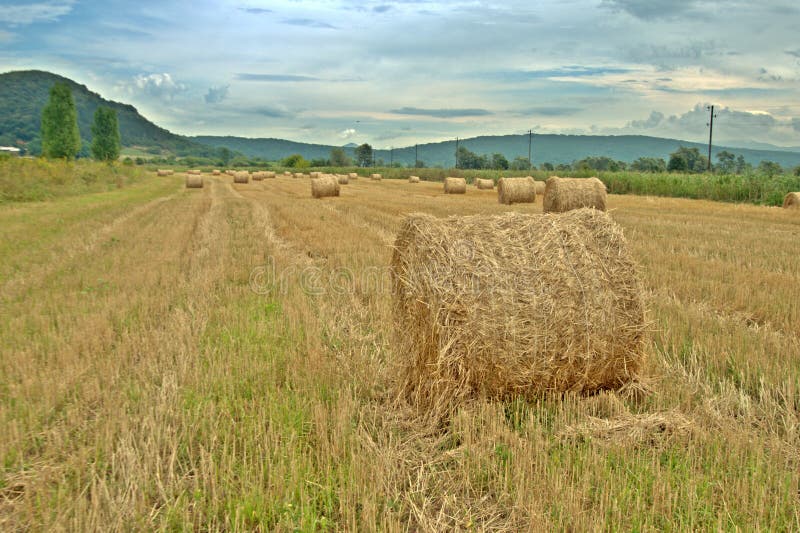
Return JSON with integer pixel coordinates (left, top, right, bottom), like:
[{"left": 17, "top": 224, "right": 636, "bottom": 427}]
[
  {"left": 391, "top": 209, "right": 646, "bottom": 418},
  {"left": 1, "top": 175, "right": 798, "bottom": 531}
]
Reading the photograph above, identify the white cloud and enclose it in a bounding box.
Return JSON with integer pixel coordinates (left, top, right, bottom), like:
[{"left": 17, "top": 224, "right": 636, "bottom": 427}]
[
  {"left": 120, "top": 73, "right": 187, "bottom": 101},
  {"left": 0, "top": 1, "right": 76, "bottom": 25},
  {"left": 338, "top": 128, "right": 356, "bottom": 139}
]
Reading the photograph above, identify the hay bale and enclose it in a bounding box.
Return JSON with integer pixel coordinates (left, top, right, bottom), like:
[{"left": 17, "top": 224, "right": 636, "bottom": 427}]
[
  {"left": 337, "top": 174, "right": 350, "bottom": 185},
  {"left": 408, "top": 175, "right": 420, "bottom": 183},
  {"left": 543, "top": 176, "right": 607, "bottom": 213},
  {"left": 265, "top": 171, "right": 276, "bottom": 179},
  {"left": 783, "top": 192, "right": 800, "bottom": 209},
  {"left": 293, "top": 172, "right": 303, "bottom": 179},
  {"left": 187, "top": 169, "right": 202, "bottom": 175},
  {"left": 348, "top": 173, "right": 358, "bottom": 180},
  {"left": 185, "top": 175, "right": 204, "bottom": 188},
  {"left": 284, "top": 171, "right": 292, "bottom": 177},
  {"left": 311, "top": 175, "right": 341, "bottom": 198},
  {"left": 390, "top": 209, "right": 646, "bottom": 413},
  {"left": 252, "top": 171, "right": 264, "bottom": 181},
  {"left": 497, "top": 176, "right": 536, "bottom": 204},
  {"left": 212, "top": 169, "right": 221, "bottom": 175},
  {"left": 371, "top": 173, "right": 382, "bottom": 181},
  {"left": 234, "top": 171, "right": 250, "bottom": 184},
  {"left": 534, "top": 180, "right": 546, "bottom": 195},
  {"left": 157, "top": 169, "right": 171, "bottom": 176},
  {"left": 444, "top": 177, "right": 467, "bottom": 194},
  {"left": 475, "top": 178, "right": 494, "bottom": 190},
  {"left": 310, "top": 171, "right": 321, "bottom": 179}
]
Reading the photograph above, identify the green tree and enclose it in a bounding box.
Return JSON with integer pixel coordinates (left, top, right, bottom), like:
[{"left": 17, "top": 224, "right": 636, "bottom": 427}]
[
  {"left": 734, "top": 154, "right": 751, "bottom": 174},
  {"left": 715, "top": 150, "right": 735, "bottom": 174},
  {"left": 90, "top": 107, "right": 121, "bottom": 161},
  {"left": 354, "top": 143, "right": 373, "bottom": 167},
  {"left": 631, "top": 157, "right": 666, "bottom": 173},
  {"left": 41, "top": 82, "right": 81, "bottom": 159},
  {"left": 510, "top": 156, "right": 530, "bottom": 171},
  {"left": 668, "top": 146, "right": 707, "bottom": 173},
  {"left": 456, "top": 146, "right": 487, "bottom": 169},
  {"left": 757, "top": 160, "right": 782, "bottom": 177},
  {"left": 540, "top": 162, "right": 554, "bottom": 171},
  {"left": 491, "top": 153, "right": 509, "bottom": 170},
  {"left": 329, "top": 147, "right": 351, "bottom": 167},
  {"left": 793, "top": 165, "right": 800, "bottom": 176},
  {"left": 281, "top": 154, "right": 310, "bottom": 168}
]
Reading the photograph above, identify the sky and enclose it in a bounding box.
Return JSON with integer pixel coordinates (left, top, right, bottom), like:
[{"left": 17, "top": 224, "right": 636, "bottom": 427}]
[{"left": 1, "top": 0, "right": 799, "bottom": 149}]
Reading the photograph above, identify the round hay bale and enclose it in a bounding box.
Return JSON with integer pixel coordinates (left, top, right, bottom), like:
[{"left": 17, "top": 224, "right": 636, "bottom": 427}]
[
  {"left": 543, "top": 176, "right": 607, "bottom": 213},
  {"left": 348, "top": 173, "right": 358, "bottom": 179},
  {"left": 475, "top": 178, "right": 494, "bottom": 190},
  {"left": 534, "top": 180, "right": 546, "bottom": 196},
  {"left": 408, "top": 175, "right": 420, "bottom": 183},
  {"left": 371, "top": 173, "right": 382, "bottom": 181},
  {"left": 444, "top": 177, "right": 467, "bottom": 194},
  {"left": 284, "top": 171, "right": 292, "bottom": 177},
  {"left": 212, "top": 169, "right": 221, "bottom": 175},
  {"left": 293, "top": 172, "right": 303, "bottom": 179},
  {"left": 311, "top": 175, "right": 341, "bottom": 198},
  {"left": 185, "top": 175, "right": 204, "bottom": 188},
  {"left": 497, "top": 176, "right": 535, "bottom": 204},
  {"left": 310, "top": 171, "right": 321, "bottom": 179},
  {"left": 234, "top": 171, "right": 250, "bottom": 184},
  {"left": 187, "top": 169, "right": 202, "bottom": 175},
  {"left": 390, "top": 209, "right": 646, "bottom": 413},
  {"left": 252, "top": 171, "right": 264, "bottom": 181},
  {"left": 783, "top": 192, "right": 800, "bottom": 209},
  {"left": 337, "top": 174, "right": 350, "bottom": 185},
  {"left": 157, "top": 169, "right": 171, "bottom": 176},
  {"left": 265, "top": 171, "right": 276, "bottom": 179}
]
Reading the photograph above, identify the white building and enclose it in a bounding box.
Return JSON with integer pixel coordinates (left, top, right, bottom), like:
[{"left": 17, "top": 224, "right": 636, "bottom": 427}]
[{"left": 0, "top": 146, "right": 21, "bottom": 156}]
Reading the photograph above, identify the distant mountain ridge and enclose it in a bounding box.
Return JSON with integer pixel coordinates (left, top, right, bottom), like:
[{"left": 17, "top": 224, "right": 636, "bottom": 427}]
[
  {"left": 0, "top": 70, "right": 213, "bottom": 156},
  {"left": 192, "top": 133, "right": 800, "bottom": 169}
]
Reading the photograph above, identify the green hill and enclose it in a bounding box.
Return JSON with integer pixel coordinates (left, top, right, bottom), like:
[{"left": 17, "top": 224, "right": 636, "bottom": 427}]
[
  {"left": 0, "top": 70, "right": 215, "bottom": 157},
  {"left": 193, "top": 133, "right": 800, "bottom": 169}
]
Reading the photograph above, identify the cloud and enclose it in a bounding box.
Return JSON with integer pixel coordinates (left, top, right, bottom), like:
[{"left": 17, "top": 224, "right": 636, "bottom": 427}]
[
  {"left": 373, "top": 5, "right": 392, "bottom": 13},
  {"left": 793, "top": 118, "right": 800, "bottom": 133},
  {"left": 516, "top": 106, "right": 583, "bottom": 117},
  {"left": 122, "top": 73, "right": 186, "bottom": 101},
  {"left": 282, "top": 18, "right": 337, "bottom": 29},
  {"left": 0, "top": 30, "right": 15, "bottom": 43},
  {"left": 487, "top": 66, "right": 632, "bottom": 82},
  {"left": 389, "top": 107, "right": 493, "bottom": 118},
  {"left": 627, "top": 111, "right": 664, "bottom": 129},
  {"left": 204, "top": 85, "right": 229, "bottom": 104},
  {"left": 0, "top": 1, "right": 75, "bottom": 25},
  {"left": 251, "top": 107, "right": 290, "bottom": 118},
  {"left": 236, "top": 73, "right": 320, "bottom": 82},
  {"left": 238, "top": 7, "right": 272, "bottom": 15},
  {"left": 338, "top": 128, "right": 357, "bottom": 139},
  {"left": 600, "top": 0, "right": 697, "bottom": 20},
  {"left": 785, "top": 49, "right": 800, "bottom": 58}
]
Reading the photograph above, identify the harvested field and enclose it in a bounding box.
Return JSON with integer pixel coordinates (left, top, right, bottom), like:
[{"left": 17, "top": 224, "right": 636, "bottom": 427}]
[{"left": 2, "top": 171, "right": 799, "bottom": 531}]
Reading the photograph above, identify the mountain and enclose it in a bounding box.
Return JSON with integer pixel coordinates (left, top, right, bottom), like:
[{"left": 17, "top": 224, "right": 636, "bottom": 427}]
[
  {"left": 0, "top": 70, "right": 215, "bottom": 156},
  {"left": 193, "top": 133, "right": 800, "bottom": 169}
]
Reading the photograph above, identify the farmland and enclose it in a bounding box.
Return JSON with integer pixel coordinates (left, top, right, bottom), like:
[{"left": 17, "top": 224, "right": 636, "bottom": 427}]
[{"left": 1, "top": 167, "right": 799, "bottom": 530}]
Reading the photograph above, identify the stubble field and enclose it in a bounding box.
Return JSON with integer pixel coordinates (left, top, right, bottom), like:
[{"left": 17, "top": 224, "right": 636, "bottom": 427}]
[{"left": 1, "top": 172, "right": 798, "bottom": 531}]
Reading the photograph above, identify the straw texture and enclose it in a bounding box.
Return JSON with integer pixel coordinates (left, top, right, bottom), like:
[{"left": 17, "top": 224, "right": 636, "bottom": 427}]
[
  {"left": 543, "top": 176, "right": 607, "bottom": 213},
  {"left": 390, "top": 209, "right": 646, "bottom": 415}
]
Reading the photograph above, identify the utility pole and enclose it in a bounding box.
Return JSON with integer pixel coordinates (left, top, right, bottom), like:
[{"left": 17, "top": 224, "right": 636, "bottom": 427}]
[
  {"left": 415, "top": 144, "right": 418, "bottom": 168},
  {"left": 390, "top": 147, "right": 393, "bottom": 166},
  {"left": 528, "top": 129, "right": 533, "bottom": 171},
  {"left": 455, "top": 137, "right": 459, "bottom": 169},
  {"left": 707, "top": 105, "right": 717, "bottom": 173}
]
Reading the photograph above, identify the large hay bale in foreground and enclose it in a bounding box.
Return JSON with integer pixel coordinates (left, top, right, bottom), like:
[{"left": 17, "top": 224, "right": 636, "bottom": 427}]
[
  {"left": 234, "top": 172, "right": 250, "bottom": 184},
  {"left": 534, "top": 180, "right": 546, "bottom": 196},
  {"left": 371, "top": 173, "right": 382, "bottom": 181},
  {"left": 348, "top": 173, "right": 358, "bottom": 180},
  {"left": 475, "top": 178, "right": 494, "bottom": 190},
  {"left": 408, "top": 176, "right": 420, "bottom": 183},
  {"left": 185, "top": 175, "right": 204, "bottom": 188},
  {"left": 783, "top": 192, "right": 800, "bottom": 209},
  {"left": 543, "top": 176, "right": 606, "bottom": 213},
  {"left": 497, "top": 176, "right": 535, "bottom": 204},
  {"left": 311, "top": 175, "right": 341, "bottom": 198},
  {"left": 337, "top": 174, "right": 349, "bottom": 185},
  {"left": 444, "top": 177, "right": 467, "bottom": 194},
  {"left": 391, "top": 209, "right": 646, "bottom": 412}
]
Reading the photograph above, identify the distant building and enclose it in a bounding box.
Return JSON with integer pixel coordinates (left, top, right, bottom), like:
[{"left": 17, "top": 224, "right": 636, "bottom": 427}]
[{"left": 0, "top": 146, "right": 21, "bottom": 156}]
